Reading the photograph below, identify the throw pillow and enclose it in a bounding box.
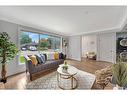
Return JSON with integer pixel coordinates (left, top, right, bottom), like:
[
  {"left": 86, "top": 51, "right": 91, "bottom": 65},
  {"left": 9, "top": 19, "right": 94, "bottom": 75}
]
[
  {"left": 24, "top": 55, "right": 31, "bottom": 61},
  {"left": 43, "top": 53, "right": 47, "bottom": 61},
  {"left": 35, "top": 54, "right": 44, "bottom": 64},
  {"left": 59, "top": 53, "right": 62, "bottom": 59},
  {"left": 51, "top": 53, "right": 55, "bottom": 60},
  {"left": 47, "top": 53, "right": 55, "bottom": 60},
  {"left": 54, "top": 52, "right": 59, "bottom": 60},
  {"left": 29, "top": 55, "right": 38, "bottom": 65},
  {"left": 61, "top": 53, "right": 65, "bottom": 59},
  {"left": 47, "top": 53, "right": 51, "bottom": 60},
  {"left": 59, "top": 52, "right": 65, "bottom": 59},
  {"left": 40, "top": 53, "right": 46, "bottom": 63}
]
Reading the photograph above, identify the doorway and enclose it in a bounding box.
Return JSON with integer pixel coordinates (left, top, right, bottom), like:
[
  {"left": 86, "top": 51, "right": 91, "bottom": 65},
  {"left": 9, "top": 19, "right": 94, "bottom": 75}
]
[{"left": 98, "top": 33, "right": 116, "bottom": 63}]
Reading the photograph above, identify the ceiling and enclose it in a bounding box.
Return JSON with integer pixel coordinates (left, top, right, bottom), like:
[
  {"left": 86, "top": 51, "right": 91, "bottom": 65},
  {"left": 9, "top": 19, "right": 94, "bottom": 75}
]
[{"left": 0, "top": 6, "right": 126, "bottom": 36}]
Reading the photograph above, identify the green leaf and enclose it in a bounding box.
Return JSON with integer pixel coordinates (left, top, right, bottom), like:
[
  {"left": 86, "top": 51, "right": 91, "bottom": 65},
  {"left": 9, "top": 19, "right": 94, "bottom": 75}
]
[
  {"left": 0, "top": 32, "right": 18, "bottom": 64},
  {"left": 113, "top": 58, "right": 127, "bottom": 87}
]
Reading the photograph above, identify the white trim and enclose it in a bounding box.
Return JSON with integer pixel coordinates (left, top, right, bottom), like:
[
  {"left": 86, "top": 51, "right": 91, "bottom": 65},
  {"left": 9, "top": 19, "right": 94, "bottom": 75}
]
[
  {"left": 18, "top": 25, "right": 26, "bottom": 65},
  {"left": 60, "top": 37, "right": 63, "bottom": 52},
  {"left": 19, "top": 25, "right": 63, "bottom": 37},
  {"left": 69, "top": 27, "right": 121, "bottom": 36}
]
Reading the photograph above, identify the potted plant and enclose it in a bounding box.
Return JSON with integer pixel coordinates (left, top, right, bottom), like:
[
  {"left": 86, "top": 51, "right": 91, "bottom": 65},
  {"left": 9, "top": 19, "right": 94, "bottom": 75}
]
[
  {"left": 112, "top": 58, "right": 127, "bottom": 89},
  {"left": 62, "top": 61, "right": 68, "bottom": 69},
  {"left": 62, "top": 61, "right": 68, "bottom": 73},
  {"left": 0, "top": 32, "right": 18, "bottom": 83}
]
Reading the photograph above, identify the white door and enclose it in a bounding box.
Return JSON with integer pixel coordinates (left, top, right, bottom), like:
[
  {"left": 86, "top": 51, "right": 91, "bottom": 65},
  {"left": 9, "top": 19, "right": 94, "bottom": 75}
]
[{"left": 98, "top": 33, "right": 116, "bottom": 63}]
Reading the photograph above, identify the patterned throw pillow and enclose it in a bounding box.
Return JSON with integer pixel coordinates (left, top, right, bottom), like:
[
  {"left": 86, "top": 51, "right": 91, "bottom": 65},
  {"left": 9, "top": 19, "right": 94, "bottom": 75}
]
[
  {"left": 36, "top": 54, "right": 44, "bottom": 64},
  {"left": 43, "top": 53, "right": 47, "bottom": 61},
  {"left": 40, "top": 53, "right": 46, "bottom": 63},
  {"left": 29, "top": 55, "right": 38, "bottom": 65}
]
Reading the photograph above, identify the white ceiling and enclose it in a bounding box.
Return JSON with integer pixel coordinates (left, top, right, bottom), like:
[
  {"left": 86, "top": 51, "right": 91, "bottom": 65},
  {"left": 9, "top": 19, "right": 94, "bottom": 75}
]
[{"left": 0, "top": 6, "right": 126, "bottom": 36}]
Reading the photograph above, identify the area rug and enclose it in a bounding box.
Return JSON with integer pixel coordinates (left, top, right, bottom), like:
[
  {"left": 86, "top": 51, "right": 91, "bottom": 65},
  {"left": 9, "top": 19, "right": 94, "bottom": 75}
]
[{"left": 25, "top": 70, "right": 95, "bottom": 90}]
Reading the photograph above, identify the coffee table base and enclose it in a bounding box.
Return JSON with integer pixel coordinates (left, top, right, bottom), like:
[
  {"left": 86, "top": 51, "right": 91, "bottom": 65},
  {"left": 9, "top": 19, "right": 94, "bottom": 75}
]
[{"left": 57, "top": 72, "right": 78, "bottom": 90}]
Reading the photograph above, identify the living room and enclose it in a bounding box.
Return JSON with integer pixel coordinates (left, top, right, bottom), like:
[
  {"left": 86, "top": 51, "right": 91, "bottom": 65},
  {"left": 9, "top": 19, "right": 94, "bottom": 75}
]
[{"left": 0, "top": 6, "right": 127, "bottom": 91}]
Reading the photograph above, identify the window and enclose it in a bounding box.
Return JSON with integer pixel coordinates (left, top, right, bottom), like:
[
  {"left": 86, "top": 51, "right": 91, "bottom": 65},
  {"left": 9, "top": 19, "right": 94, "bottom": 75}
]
[
  {"left": 40, "top": 34, "right": 61, "bottom": 52},
  {"left": 19, "top": 31, "right": 61, "bottom": 64},
  {"left": 19, "top": 32, "right": 39, "bottom": 64}
]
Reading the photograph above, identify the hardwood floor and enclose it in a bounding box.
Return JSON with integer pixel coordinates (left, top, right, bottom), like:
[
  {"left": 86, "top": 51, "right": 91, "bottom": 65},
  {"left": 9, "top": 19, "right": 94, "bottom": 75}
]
[
  {"left": 1, "top": 59, "right": 113, "bottom": 90},
  {"left": 67, "top": 59, "right": 111, "bottom": 74}
]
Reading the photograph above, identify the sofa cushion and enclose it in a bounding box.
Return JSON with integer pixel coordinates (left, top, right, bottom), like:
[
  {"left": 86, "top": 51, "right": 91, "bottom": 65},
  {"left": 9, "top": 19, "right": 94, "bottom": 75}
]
[
  {"left": 36, "top": 54, "right": 44, "bottom": 64},
  {"left": 34, "top": 60, "right": 57, "bottom": 72},
  {"left": 30, "top": 59, "right": 64, "bottom": 73},
  {"left": 59, "top": 52, "right": 65, "bottom": 59},
  {"left": 45, "top": 60, "right": 58, "bottom": 68},
  {"left": 46, "top": 59, "right": 64, "bottom": 66},
  {"left": 29, "top": 55, "right": 38, "bottom": 65},
  {"left": 47, "top": 53, "right": 54, "bottom": 60},
  {"left": 59, "top": 53, "right": 62, "bottom": 59},
  {"left": 40, "top": 53, "right": 46, "bottom": 63},
  {"left": 51, "top": 53, "right": 55, "bottom": 60},
  {"left": 24, "top": 55, "right": 31, "bottom": 61},
  {"left": 54, "top": 52, "right": 59, "bottom": 60},
  {"left": 43, "top": 53, "right": 47, "bottom": 61},
  {"left": 46, "top": 60, "right": 57, "bottom": 64}
]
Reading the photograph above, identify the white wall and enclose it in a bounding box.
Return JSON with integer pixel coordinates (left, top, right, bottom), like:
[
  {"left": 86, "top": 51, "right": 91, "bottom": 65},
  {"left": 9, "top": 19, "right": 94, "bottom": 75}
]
[
  {"left": 81, "top": 32, "right": 116, "bottom": 63},
  {"left": 68, "top": 31, "right": 116, "bottom": 63},
  {"left": 68, "top": 36, "right": 81, "bottom": 61},
  {"left": 82, "top": 34, "right": 97, "bottom": 57}
]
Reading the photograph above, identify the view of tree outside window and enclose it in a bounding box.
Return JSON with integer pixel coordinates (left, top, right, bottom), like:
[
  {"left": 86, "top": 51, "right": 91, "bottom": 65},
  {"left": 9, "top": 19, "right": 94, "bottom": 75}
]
[
  {"left": 39, "top": 34, "right": 52, "bottom": 51},
  {"left": 19, "top": 31, "right": 61, "bottom": 64},
  {"left": 39, "top": 34, "right": 61, "bottom": 52}
]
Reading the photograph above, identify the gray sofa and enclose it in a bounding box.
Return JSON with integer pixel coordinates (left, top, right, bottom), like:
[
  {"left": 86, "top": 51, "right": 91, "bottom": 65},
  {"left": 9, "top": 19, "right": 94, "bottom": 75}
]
[{"left": 25, "top": 57, "right": 64, "bottom": 81}]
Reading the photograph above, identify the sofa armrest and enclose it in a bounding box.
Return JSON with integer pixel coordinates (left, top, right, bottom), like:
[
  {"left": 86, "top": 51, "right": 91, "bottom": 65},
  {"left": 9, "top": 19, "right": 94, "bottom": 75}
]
[{"left": 25, "top": 58, "right": 35, "bottom": 74}]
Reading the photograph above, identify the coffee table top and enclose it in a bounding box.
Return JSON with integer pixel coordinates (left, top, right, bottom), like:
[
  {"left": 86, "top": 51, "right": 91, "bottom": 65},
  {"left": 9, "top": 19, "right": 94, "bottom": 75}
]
[{"left": 57, "top": 64, "right": 78, "bottom": 76}]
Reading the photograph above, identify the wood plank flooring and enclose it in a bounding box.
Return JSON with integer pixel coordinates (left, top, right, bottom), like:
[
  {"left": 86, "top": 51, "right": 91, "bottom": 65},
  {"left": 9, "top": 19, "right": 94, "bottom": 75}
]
[{"left": 1, "top": 59, "right": 113, "bottom": 90}]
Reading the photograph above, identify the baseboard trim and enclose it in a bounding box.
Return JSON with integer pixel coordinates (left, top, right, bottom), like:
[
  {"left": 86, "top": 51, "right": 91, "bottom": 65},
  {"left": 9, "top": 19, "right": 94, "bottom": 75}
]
[
  {"left": 67, "top": 58, "right": 81, "bottom": 62},
  {"left": 7, "top": 71, "right": 25, "bottom": 78}
]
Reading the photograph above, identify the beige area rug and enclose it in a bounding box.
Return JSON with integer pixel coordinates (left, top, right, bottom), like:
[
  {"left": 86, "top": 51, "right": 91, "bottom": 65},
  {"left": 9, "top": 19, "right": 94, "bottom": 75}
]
[{"left": 25, "top": 70, "right": 95, "bottom": 90}]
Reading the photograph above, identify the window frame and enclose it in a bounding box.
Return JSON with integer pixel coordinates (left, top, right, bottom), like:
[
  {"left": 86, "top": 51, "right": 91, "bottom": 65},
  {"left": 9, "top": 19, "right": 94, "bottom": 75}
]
[{"left": 18, "top": 27, "right": 63, "bottom": 65}]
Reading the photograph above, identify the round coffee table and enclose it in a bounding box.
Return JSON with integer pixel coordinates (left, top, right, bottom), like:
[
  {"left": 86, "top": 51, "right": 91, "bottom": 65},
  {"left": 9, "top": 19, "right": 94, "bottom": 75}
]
[{"left": 57, "top": 65, "right": 78, "bottom": 90}]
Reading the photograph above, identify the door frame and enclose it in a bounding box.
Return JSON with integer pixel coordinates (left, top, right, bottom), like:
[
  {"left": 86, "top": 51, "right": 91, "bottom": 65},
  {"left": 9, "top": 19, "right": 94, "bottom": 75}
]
[{"left": 97, "top": 32, "right": 116, "bottom": 63}]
